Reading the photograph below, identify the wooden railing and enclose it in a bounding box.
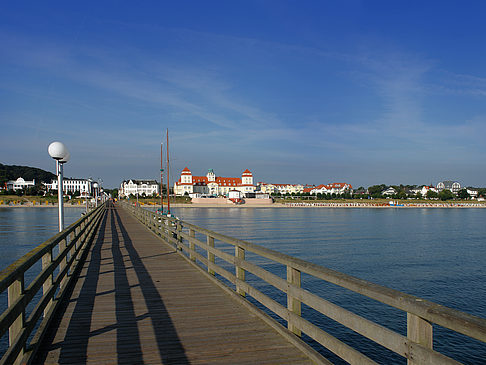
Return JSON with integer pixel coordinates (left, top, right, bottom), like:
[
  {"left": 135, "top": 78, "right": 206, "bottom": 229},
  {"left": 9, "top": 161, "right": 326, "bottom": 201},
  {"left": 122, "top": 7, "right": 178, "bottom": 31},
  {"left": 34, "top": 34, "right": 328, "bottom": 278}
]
[
  {"left": 122, "top": 202, "right": 486, "bottom": 365},
  {"left": 0, "top": 202, "right": 106, "bottom": 365}
]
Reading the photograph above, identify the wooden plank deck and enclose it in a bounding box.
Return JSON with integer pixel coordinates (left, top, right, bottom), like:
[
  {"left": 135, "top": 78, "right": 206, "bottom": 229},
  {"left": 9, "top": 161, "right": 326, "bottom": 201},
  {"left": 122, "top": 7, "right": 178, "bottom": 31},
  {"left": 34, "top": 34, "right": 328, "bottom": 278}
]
[{"left": 34, "top": 204, "right": 314, "bottom": 364}]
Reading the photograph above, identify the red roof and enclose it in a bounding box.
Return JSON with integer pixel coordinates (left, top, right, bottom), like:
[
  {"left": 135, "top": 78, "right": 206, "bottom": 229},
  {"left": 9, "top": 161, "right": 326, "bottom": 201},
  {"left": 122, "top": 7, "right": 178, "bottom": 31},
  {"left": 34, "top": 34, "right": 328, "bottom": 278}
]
[{"left": 181, "top": 167, "right": 192, "bottom": 175}]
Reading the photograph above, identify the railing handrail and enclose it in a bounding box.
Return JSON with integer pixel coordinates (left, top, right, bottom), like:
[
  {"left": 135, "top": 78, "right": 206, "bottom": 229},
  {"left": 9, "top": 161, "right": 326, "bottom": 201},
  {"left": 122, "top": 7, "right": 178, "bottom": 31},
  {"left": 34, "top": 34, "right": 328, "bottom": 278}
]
[
  {"left": 0, "top": 206, "right": 101, "bottom": 293},
  {"left": 121, "top": 202, "right": 486, "bottom": 364},
  {"left": 0, "top": 202, "right": 107, "bottom": 365},
  {"left": 137, "top": 205, "right": 486, "bottom": 342}
]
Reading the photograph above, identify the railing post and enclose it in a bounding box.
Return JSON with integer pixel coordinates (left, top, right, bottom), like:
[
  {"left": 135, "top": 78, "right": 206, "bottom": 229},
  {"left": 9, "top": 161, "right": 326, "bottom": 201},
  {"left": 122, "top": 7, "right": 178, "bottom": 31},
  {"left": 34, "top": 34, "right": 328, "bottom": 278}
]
[
  {"left": 207, "top": 235, "right": 215, "bottom": 275},
  {"left": 59, "top": 236, "right": 67, "bottom": 288},
  {"left": 42, "top": 248, "right": 53, "bottom": 317},
  {"left": 235, "top": 246, "right": 245, "bottom": 297},
  {"left": 68, "top": 230, "right": 76, "bottom": 275},
  {"left": 176, "top": 221, "right": 183, "bottom": 250},
  {"left": 8, "top": 274, "right": 25, "bottom": 363},
  {"left": 189, "top": 229, "right": 196, "bottom": 261},
  {"left": 407, "top": 313, "right": 433, "bottom": 364},
  {"left": 287, "top": 266, "right": 301, "bottom": 336}
]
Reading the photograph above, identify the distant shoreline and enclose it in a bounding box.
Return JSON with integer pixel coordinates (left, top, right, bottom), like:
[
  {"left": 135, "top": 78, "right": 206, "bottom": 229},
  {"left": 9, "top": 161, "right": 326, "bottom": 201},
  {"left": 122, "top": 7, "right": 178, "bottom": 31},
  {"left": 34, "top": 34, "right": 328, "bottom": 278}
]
[
  {"left": 0, "top": 203, "right": 86, "bottom": 208},
  {"left": 2, "top": 202, "right": 485, "bottom": 209},
  {"left": 136, "top": 202, "right": 486, "bottom": 209}
]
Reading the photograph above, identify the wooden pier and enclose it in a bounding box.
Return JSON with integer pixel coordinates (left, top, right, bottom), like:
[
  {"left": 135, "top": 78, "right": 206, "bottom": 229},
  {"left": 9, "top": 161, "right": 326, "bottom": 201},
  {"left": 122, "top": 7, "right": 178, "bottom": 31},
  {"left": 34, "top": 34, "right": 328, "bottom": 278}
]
[
  {"left": 33, "top": 204, "right": 316, "bottom": 364},
  {"left": 1, "top": 201, "right": 486, "bottom": 364}
]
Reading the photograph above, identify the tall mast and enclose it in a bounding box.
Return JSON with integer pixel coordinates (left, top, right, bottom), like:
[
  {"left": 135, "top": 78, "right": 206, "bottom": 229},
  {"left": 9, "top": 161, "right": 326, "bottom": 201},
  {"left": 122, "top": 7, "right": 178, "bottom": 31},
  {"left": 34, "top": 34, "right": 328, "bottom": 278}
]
[
  {"left": 166, "top": 129, "right": 171, "bottom": 215},
  {"left": 160, "top": 140, "right": 164, "bottom": 212}
]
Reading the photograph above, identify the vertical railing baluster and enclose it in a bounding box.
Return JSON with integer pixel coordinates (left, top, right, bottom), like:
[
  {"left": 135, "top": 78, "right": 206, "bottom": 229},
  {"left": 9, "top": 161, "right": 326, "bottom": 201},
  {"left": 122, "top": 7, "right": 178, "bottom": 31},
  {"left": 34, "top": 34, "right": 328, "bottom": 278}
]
[
  {"left": 235, "top": 246, "right": 245, "bottom": 297},
  {"left": 189, "top": 229, "right": 196, "bottom": 261},
  {"left": 407, "top": 313, "right": 433, "bottom": 365},
  {"left": 207, "top": 235, "right": 215, "bottom": 275},
  {"left": 176, "top": 221, "right": 182, "bottom": 250},
  {"left": 42, "top": 247, "right": 53, "bottom": 317},
  {"left": 59, "top": 236, "right": 67, "bottom": 288},
  {"left": 8, "top": 274, "right": 25, "bottom": 363},
  {"left": 68, "top": 230, "right": 75, "bottom": 275},
  {"left": 287, "top": 266, "right": 301, "bottom": 336}
]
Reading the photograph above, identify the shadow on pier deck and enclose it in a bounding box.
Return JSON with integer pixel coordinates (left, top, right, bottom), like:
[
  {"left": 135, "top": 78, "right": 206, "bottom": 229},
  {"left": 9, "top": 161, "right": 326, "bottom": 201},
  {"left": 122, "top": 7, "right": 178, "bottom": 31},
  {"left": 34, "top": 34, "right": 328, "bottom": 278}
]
[{"left": 34, "top": 204, "right": 313, "bottom": 364}]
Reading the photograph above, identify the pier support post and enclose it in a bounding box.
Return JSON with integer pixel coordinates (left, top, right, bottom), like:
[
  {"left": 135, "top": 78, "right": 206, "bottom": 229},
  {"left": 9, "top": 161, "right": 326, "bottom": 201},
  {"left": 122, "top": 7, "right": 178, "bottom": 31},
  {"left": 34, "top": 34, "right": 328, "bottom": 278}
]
[
  {"left": 407, "top": 313, "right": 433, "bottom": 364},
  {"left": 207, "top": 236, "right": 215, "bottom": 275},
  {"left": 235, "top": 246, "right": 245, "bottom": 297},
  {"left": 8, "top": 275, "right": 25, "bottom": 364},
  {"left": 287, "top": 266, "right": 301, "bottom": 336}
]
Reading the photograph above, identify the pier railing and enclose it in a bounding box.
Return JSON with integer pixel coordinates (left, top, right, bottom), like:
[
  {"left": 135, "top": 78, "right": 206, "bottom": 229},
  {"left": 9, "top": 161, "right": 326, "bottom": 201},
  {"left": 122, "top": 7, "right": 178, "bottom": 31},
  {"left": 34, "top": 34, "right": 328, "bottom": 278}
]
[
  {"left": 122, "top": 201, "right": 486, "bottom": 365},
  {"left": 0, "top": 203, "right": 106, "bottom": 365}
]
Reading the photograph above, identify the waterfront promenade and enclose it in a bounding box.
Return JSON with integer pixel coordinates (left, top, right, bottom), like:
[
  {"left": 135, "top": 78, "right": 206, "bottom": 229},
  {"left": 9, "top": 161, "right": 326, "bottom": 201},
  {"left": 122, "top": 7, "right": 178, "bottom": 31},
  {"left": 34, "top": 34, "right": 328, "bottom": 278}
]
[{"left": 33, "top": 203, "right": 315, "bottom": 364}]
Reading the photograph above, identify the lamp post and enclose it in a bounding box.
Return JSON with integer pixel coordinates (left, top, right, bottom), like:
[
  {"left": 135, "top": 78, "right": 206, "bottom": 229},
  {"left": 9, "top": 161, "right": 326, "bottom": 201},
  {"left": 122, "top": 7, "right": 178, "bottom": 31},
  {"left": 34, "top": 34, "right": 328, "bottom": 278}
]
[
  {"left": 48, "top": 142, "right": 70, "bottom": 232},
  {"left": 93, "top": 182, "right": 99, "bottom": 207},
  {"left": 99, "top": 178, "right": 103, "bottom": 203}
]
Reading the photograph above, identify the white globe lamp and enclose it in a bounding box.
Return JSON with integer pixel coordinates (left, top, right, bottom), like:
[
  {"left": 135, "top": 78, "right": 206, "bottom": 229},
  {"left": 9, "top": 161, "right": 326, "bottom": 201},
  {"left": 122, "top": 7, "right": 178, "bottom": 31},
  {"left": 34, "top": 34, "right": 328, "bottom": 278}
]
[
  {"left": 48, "top": 141, "right": 69, "bottom": 232},
  {"left": 48, "top": 142, "right": 69, "bottom": 161}
]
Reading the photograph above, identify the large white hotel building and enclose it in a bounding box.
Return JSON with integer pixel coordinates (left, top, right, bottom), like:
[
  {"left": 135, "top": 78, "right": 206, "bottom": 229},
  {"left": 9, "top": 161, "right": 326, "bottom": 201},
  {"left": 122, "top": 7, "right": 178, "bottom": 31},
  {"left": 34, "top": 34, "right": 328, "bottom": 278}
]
[{"left": 174, "top": 167, "right": 255, "bottom": 196}]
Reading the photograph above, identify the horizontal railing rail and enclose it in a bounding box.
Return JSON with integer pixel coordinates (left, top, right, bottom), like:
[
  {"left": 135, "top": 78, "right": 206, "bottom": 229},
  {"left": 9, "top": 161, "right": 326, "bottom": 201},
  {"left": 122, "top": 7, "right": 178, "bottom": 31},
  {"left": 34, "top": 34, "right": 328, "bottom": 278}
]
[
  {"left": 121, "top": 201, "right": 486, "bottom": 365},
  {"left": 0, "top": 202, "right": 106, "bottom": 365}
]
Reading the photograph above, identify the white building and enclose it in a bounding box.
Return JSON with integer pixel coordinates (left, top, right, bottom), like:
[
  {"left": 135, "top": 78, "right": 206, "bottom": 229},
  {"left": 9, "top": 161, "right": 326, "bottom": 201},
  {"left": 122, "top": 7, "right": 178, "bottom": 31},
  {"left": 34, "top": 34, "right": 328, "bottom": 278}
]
[
  {"left": 381, "top": 187, "right": 397, "bottom": 196},
  {"left": 308, "top": 183, "right": 353, "bottom": 195},
  {"left": 46, "top": 178, "right": 94, "bottom": 197},
  {"left": 466, "top": 188, "right": 479, "bottom": 198},
  {"left": 436, "top": 181, "right": 461, "bottom": 194},
  {"left": 258, "top": 183, "right": 304, "bottom": 195},
  {"left": 174, "top": 168, "right": 255, "bottom": 196},
  {"left": 119, "top": 179, "right": 159, "bottom": 198},
  {"left": 6, "top": 177, "right": 35, "bottom": 191},
  {"left": 412, "top": 186, "right": 438, "bottom": 197}
]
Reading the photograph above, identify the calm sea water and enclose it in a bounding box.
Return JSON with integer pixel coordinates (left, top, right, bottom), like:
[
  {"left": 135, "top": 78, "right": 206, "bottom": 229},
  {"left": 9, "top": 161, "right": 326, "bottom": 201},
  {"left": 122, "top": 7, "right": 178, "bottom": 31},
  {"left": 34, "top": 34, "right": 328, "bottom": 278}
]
[
  {"left": 0, "top": 207, "right": 85, "bottom": 269},
  {"left": 0, "top": 206, "right": 485, "bottom": 363}
]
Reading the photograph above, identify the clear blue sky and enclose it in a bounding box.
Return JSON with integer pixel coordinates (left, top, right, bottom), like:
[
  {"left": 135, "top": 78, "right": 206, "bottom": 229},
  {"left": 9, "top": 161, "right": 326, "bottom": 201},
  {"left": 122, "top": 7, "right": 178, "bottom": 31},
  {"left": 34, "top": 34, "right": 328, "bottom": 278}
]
[{"left": 1, "top": 1, "right": 485, "bottom": 188}]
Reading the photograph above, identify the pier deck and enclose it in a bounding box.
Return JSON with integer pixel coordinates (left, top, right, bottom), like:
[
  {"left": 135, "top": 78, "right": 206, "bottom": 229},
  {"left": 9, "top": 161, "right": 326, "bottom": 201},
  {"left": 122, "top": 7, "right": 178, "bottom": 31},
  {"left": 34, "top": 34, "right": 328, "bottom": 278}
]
[{"left": 34, "top": 204, "right": 313, "bottom": 364}]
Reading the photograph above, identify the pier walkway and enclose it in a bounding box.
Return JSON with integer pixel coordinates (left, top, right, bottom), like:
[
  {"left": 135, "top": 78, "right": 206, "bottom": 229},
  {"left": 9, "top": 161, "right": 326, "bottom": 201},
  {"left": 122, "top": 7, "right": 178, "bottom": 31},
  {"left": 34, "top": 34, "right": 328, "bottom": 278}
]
[{"left": 33, "top": 203, "right": 314, "bottom": 364}]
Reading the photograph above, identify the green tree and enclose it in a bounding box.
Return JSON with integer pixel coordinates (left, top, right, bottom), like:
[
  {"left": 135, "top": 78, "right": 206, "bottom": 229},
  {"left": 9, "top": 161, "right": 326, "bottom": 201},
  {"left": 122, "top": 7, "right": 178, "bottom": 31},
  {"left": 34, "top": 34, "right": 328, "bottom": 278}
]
[
  {"left": 457, "top": 189, "right": 470, "bottom": 200},
  {"left": 398, "top": 191, "right": 407, "bottom": 200},
  {"left": 426, "top": 190, "right": 438, "bottom": 199},
  {"left": 368, "top": 184, "right": 386, "bottom": 199},
  {"left": 438, "top": 189, "right": 454, "bottom": 201}
]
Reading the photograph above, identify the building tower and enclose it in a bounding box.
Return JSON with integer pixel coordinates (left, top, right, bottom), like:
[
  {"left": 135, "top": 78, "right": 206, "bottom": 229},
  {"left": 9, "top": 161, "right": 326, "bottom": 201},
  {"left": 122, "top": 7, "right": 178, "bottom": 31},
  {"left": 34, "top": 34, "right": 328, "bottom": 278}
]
[
  {"left": 181, "top": 167, "right": 193, "bottom": 184},
  {"left": 242, "top": 169, "right": 253, "bottom": 185},
  {"left": 207, "top": 169, "right": 216, "bottom": 182}
]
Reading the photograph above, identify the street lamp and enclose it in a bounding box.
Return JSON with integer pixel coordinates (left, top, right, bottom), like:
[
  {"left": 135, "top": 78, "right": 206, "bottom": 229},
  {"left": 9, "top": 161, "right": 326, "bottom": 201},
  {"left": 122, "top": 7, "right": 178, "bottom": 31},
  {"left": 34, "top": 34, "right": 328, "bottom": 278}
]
[
  {"left": 93, "top": 182, "right": 99, "bottom": 207},
  {"left": 48, "top": 141, "right": 70, "bottom": 232}
]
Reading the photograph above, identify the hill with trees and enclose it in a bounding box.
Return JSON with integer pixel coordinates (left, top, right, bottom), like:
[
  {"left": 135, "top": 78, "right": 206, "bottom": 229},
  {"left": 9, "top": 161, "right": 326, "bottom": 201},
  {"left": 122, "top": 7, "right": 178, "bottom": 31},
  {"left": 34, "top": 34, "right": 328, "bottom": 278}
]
[{"left": 0, "top": 163, "right": 56, "bottom": 186}]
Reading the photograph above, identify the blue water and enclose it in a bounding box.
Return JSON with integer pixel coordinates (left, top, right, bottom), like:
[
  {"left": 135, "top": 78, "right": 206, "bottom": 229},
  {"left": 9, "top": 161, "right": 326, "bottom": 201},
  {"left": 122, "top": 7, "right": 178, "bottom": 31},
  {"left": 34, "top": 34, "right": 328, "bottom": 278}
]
[
  {"left": 167, "top": 207, "right": 486, "bottom": 364},
  {"left": 0, "top": 207, "right": 85, "bottom": 269},
  {"left": 1, "top": 206, "right": 485, "bottom": 363},
  {"left": 0, "top": 207, "right": 85, "bottom": 355}
]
